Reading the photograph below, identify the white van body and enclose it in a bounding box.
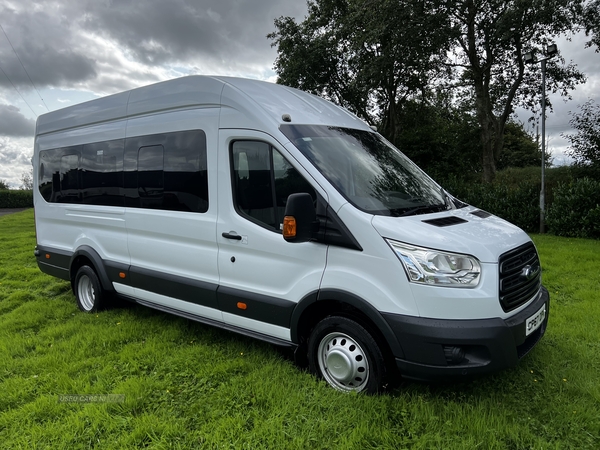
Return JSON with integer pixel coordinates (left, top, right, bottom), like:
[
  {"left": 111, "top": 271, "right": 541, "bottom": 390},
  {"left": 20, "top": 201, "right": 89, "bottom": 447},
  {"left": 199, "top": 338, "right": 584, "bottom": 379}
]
[{"left": 33, "top": 76, "right": 549, "bottom": 392}]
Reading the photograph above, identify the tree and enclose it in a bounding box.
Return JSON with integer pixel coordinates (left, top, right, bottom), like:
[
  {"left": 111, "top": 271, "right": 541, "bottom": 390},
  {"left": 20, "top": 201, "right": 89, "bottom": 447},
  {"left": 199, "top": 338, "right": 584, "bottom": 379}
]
[
  {"left": 270, "top": 0, "right": 585, "bottom": 183},
  {"left": 563, "top": 99, "right": 600, "bottom": 168},
  {"left": 497, "top": 121, "right": 550, "bottom": 170},
  {"left": 20, "top": 169, "right": 33, "bottom": 190},
  {"left": 269, "top": 0, "right": 451, "bottom": 143},
  {"left": 391, "top": 93, "right": 481, "bottom": 181},
  {"left": 0, "top": 179, "right": 9, "bottom": 190},
  {"left": 583, "top": 0, "right": 600, "bottom": 51},
  {"left": 444, "top": 0, "right": 585, "bottom": 182}
]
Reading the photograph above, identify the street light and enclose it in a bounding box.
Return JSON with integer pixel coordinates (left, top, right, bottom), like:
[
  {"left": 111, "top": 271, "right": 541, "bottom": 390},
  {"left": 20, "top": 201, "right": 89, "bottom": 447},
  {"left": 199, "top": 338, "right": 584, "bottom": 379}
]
[{"left": 524, "top": 44, "right": 558, "bottom": 233}]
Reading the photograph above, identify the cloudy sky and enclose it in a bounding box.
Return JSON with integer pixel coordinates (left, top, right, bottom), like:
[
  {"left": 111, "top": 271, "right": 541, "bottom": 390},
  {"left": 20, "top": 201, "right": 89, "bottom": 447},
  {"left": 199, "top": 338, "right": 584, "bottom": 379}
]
[{"left": 0, "top": 1, "right": 598, "bottom": 188}]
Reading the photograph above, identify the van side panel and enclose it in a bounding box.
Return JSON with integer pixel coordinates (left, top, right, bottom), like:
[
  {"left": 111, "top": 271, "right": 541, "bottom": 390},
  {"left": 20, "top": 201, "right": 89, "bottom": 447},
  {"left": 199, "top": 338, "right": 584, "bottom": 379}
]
[
  {"left": 34, "top": 120, "right": 129, "bottom": 275},
  {"left": 123, "top": 108, "right": 221, "bottom": 315}
]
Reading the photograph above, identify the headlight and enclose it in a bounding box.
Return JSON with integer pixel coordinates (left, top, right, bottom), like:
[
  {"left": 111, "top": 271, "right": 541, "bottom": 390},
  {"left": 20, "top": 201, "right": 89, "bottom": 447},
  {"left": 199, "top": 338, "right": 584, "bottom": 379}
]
[{"left": 386, "top": 239, "right": 481, "bottom": 288}]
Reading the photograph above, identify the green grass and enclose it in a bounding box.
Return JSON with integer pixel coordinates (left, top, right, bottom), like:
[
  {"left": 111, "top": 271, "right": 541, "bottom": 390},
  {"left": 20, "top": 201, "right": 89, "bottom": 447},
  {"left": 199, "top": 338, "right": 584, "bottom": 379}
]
[{"left": 1, "top": 209, "right": 599, "bottom": 449}]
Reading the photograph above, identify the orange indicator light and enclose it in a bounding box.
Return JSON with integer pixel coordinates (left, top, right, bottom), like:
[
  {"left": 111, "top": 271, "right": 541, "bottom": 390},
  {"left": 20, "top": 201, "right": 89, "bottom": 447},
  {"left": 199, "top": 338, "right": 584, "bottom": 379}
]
[
  {"left": 119, "top": 272, "right": 126, "bottom": 279},
  {"left": 283, "top": 216, "right": 296, "bottom": 238},
  {"left": 45, "top": 254, "right": 50, "bottom": 259},
  {"left": 237, "top": 302, "right": 247, "bottom": 310}
]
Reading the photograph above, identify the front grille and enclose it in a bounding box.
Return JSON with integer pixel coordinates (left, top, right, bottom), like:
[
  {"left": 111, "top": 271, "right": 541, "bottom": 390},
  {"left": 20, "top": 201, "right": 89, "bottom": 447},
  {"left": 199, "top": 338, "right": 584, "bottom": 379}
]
[{"left": 498, "top": 242, "right": 541, "bottom": 312}]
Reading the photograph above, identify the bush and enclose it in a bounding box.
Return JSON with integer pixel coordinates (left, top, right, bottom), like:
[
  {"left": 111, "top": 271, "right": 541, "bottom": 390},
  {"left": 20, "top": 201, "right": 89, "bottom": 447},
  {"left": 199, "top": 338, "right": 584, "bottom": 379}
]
[
  {"left": 546, "top": 178, "right": 600, "bottom": 239},
  {"left": 441, "top": 166, "right": 600, "bottom": 234},
  {"left": 445, "top": 179, "right": 540, "bottom": 232},
  {"left": 0, "top": 190, "right": 33, "bottom": 208}
]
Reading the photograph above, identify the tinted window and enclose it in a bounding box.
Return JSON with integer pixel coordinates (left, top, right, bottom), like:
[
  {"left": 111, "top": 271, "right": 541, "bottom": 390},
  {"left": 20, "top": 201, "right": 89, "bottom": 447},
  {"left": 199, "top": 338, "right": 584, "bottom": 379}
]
[
  {"left": 39, "top": 147, "right": 82, "bottom": 204},
  {"left": 81, "top": 140, "right": 124, "bottom": 206},
  {"left": 126, "top": 130, "right": 209, "bottom": 212},
  {"left": 231, "top": 141, "right": 315, "bottom": 231},
  {"left": 38, "top": 130, "right": 208, "bottom": 213},
  {"left": 39, "top": 148, "right": 62, "bottom": 202},
  {"left": 164, "top": 135, "right": 208, "bottom": 212},
  {"left": 138, "top": 145, "right": 164, "bottom": 209},
  {"left": 58, "top": 153, "right": 80, "bottom": 203}
]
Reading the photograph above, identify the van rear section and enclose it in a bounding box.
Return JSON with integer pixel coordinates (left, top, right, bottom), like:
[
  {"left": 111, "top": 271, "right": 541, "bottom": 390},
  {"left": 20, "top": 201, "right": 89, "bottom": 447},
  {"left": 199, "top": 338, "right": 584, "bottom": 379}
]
[{"left": 33, "top": 76, "right": 549, "bottom": 393}]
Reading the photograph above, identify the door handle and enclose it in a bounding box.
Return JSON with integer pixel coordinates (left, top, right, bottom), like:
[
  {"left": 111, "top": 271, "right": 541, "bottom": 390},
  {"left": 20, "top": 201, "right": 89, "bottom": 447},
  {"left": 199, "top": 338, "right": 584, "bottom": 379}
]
[{"left": 222, "top": 231, "right": 242, "bottom": 240}]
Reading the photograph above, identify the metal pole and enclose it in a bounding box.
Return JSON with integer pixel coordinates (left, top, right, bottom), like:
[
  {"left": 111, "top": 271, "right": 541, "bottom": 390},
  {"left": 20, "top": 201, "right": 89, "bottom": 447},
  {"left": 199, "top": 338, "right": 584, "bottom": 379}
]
[{"left": 540, "top": 59, "right": 546, "bottom": 234}]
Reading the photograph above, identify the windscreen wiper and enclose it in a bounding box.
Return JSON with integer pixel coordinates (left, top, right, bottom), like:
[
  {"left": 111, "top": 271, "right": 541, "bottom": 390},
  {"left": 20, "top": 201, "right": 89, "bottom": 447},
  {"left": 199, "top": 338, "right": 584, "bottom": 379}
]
[{"left": 395, "top": 203, "right": 447, "bottom": 217}]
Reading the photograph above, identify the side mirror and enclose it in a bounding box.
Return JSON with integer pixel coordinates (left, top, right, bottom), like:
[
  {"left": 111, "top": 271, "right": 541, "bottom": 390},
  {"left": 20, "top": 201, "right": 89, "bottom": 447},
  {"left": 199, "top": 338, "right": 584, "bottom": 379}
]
[{"left": 283, "top": 193, "right": 316, "bottom": 243}]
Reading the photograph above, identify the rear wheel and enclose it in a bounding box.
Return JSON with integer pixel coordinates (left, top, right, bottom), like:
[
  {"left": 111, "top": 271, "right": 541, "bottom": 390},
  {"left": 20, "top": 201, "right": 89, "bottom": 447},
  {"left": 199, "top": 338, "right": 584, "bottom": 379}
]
[
  {"left": 74, "top": 265, "right": 105, "bottom": 313},
  {"left": 308, "top": 316, "right": 386, "bottom": 394}
]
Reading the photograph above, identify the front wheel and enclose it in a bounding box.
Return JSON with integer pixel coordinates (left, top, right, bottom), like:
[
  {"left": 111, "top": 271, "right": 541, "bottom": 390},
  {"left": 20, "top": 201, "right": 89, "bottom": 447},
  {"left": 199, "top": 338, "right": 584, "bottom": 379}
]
[
  {"left": 74, "top": 265, "right": 105, "bottom": 313},
  {"left": 308, "top": 316, "right": 386, "bottom": 394}
]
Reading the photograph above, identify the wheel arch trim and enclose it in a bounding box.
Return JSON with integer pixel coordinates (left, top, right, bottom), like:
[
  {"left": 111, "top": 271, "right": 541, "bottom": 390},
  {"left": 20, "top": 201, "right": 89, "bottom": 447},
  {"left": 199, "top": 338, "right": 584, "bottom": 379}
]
[
  {"left": 70, "top": 245, "right": 113, "bottom": 292},
  {"left": 290, "top": 288, "right": 405, "bottom": 359}
]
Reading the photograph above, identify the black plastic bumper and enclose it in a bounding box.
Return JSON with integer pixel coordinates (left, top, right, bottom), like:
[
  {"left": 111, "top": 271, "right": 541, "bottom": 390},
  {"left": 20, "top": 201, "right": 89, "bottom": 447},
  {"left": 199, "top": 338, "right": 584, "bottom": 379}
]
[{"left": 382, "top": 286, "right": 549, "bottom": 380}]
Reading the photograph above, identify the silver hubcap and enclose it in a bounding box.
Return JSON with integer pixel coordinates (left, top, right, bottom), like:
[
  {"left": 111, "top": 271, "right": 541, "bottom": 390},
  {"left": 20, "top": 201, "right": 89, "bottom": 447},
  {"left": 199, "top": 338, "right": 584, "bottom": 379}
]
[
  {"left": 317, "top": 332, "right": 369, "bottom": 392},
  {"left": 77, "top": 274, "right": 95, "bottom": 311}
]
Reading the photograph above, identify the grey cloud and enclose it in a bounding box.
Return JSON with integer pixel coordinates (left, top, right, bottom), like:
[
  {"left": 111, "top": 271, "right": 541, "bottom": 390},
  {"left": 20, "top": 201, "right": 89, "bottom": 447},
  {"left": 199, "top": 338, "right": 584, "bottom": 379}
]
[
  {"left": 0, "top": 0, "right": 306, "bottom": 94},
  {"left": 0, "top": 144, "right": 31, "bottom": 166},
  {"left": 0, "top": 7, "right": 97, "bottom": 89},
  {"left": 0, "top": 104, "right": 35, "bottom": 137},
  {"left": 81, "top": 0, "right": 307, "bottom": 67}
]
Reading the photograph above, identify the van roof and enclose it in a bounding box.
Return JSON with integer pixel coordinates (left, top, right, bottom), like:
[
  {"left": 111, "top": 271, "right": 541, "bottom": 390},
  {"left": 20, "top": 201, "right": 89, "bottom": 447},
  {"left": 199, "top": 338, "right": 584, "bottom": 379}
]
[{"left": 35, "top": 76, "right": 371, "bottom": 136}]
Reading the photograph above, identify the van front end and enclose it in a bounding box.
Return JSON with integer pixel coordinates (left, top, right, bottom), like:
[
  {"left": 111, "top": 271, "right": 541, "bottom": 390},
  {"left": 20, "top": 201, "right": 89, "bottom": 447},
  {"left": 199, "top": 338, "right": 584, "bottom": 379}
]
[
  {"left": 281, "top": 122, "right": 550, "bottom": 387},
  {"left": 369, "top": 207, "right": 550, "bottom": 381},
  {"left": 382, "top": 285, "right": 549, "bottom": 380}
]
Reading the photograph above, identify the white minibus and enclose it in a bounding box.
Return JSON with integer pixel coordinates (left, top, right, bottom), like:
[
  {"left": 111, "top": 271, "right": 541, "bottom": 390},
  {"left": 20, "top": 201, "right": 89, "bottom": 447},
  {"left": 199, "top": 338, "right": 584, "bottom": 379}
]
[{"left": 33, "top": 76, "right": 549, "bottom": 392}]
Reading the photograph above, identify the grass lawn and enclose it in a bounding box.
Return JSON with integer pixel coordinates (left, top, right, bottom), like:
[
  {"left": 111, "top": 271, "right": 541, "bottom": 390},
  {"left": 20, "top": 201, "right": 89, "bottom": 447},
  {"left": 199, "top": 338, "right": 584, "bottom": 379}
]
[{"left": 1, "top": 209, "right": 599, "bottom": 449}]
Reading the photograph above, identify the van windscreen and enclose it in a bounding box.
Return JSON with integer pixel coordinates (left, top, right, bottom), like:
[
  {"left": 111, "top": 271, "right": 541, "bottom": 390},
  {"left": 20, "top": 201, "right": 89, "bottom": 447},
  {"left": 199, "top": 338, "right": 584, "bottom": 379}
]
[{"left": 280, "top": 125, "right": 450, "bottom": 217}]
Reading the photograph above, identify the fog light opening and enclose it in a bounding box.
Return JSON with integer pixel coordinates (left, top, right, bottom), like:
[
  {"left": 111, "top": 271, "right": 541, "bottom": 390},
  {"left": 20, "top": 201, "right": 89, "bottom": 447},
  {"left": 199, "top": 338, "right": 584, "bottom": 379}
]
[{"left": 443, "top": 346, "right": 466, "bottom": 365}]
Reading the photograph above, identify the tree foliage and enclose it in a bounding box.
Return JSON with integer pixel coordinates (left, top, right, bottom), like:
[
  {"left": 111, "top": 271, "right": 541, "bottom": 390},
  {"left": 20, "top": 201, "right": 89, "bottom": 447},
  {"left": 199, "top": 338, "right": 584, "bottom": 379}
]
[
  {"left": 564, "top": 99, "right": 600, "bottom": 169},
  {"left": 0, "top": 179, "right": 9, "bottom": 190},
  {"left": 20, "top": 169, "right": 33, "bottom": 191},
  {"left": 269, "top": 0, "right": 586, "bottom": 182},
  {"left": 445, "top": 0, "right": 585, "bottom": 181},
  {"left": 391, "top": 94, "right": 481, "bottom": 181},
  {"left": 583, "top": 0, "right": 600, "bottom": 51},
  {"left": 497, "top": 121, "right": 550, "bottom": 170},
  {"left": 269, "top": 0, "right": 451, "bottom": 143}
]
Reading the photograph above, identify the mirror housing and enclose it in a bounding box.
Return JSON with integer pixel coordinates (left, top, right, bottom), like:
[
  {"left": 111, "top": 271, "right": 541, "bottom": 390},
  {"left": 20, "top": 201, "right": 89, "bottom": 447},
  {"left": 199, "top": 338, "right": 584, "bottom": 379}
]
[{"left": 283, "top": 193, "right": 316, "bottom": 243}]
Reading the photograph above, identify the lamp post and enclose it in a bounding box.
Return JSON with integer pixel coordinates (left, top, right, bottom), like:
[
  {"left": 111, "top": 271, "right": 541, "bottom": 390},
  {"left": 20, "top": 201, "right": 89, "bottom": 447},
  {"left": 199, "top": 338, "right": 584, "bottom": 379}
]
[{"left": 524, "top": 43, "right": 558, "bottom": 234}]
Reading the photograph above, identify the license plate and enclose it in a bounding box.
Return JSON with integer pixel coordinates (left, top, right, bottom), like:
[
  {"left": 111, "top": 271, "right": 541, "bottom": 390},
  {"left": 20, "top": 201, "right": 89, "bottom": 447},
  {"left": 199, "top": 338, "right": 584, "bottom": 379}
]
[{"left": 525, "top": 303, "right": 546, "bottom": 336}]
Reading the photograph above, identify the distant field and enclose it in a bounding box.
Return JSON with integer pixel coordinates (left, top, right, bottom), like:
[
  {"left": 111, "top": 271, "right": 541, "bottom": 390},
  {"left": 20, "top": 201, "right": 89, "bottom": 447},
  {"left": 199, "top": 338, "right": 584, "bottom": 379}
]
[{"left": 1, "top": 210, "right": 598, "bottom": 449}]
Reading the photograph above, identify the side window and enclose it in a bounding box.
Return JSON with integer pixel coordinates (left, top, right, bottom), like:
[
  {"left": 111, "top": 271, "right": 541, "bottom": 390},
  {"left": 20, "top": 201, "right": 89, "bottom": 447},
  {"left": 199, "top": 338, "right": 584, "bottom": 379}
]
[
  {"left": 232, "top": 141, "right": 275, "bottom": 227},
  {"left": 81, "top": 140, "right": 124, "bottom": 206},
  {"left": 138, "top": 145, "right": 164, "bottom": 209},
  {"left": 58, "top": 152, "right": 80, "bottom": 203},
  {"left": 127, "top": 130, "right": 209, "bottom": 212},
  {"left": 39, "top": 149, "right": 61, "bottom": 202},
  {"left": 163, "top": 132, "right": 208, "bottom": 213},
  {"left": 231, "top": 141, "right": 316, "bottom": 231},
  {"left": 38, "top": 130, "right": 207, "bottom": 211}
]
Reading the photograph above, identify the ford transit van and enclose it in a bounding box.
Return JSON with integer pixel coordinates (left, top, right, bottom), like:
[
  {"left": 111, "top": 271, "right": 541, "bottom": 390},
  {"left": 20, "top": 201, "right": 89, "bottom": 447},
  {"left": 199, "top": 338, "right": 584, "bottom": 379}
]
[{"left": 33, "top": 76, "right": 549, "bottom": 393}]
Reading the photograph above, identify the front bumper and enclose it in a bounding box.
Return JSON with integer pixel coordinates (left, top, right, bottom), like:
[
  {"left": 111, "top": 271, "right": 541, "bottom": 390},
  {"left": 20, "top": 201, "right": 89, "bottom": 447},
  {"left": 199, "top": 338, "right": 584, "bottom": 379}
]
[{"left": 382, "top": 286, "right": 549, "bottom": 380}]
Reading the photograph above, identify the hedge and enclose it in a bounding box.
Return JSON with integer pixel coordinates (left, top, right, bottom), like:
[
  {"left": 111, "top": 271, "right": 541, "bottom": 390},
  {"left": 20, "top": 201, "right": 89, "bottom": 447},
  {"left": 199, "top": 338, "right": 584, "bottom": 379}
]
[
  {"left": 0, "top": 190, "right": 34, "bottom": 208},
  {"left": 546, "top": 178, "right": 600, "bottom": 239},
  {"left": 445, "top": 178, "right": 540, "bottom": 233}
]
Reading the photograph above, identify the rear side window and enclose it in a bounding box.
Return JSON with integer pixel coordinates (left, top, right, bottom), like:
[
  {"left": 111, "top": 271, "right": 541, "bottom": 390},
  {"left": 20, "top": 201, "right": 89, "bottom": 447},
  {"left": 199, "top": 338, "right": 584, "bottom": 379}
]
[
  {"left": 125, "top": 130, "right": 208, "bottom": 213},
  {"left": 231, "top": 141, "right": 315, "bottom": 231},
  {"left": 81, "top": 140, "right": 124, "bottom": 206},
  {"left": 38, "top": 130, "right": 208, "bottom": 213},
  {"left": 138, "top": 145, "right": 165, "bottom": 209},
  {"left": 39, "top": 145, "right": 83, "bottom": 204}
]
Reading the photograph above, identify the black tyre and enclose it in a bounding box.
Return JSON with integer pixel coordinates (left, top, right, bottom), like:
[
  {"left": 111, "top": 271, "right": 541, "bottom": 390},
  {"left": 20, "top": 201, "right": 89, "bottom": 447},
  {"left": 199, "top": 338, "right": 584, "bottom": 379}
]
[
  {"left": 74, "top": 265, "right": 105, "bottom": 313},
  {"left": 308, "top": 316, "right": 386, "bottom": 394}
]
